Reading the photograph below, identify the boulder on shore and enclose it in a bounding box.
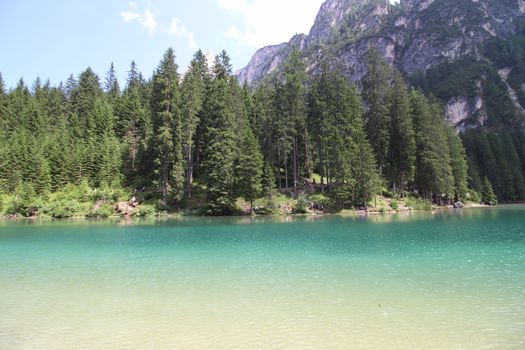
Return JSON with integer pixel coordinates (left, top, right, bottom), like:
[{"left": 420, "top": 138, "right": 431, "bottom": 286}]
[
  {"left": 453, "top": 201, "right": 465, "bottom": 209},
  {"left": 115, "top": 197, "right": 140, "bottom": 217}
]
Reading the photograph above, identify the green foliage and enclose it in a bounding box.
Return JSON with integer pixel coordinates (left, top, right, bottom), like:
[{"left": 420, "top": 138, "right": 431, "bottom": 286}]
[
  {"left": 151, "top": 48, "right": 184, "bottom": 205},
  {"left": 235, "top": 127, "right": 264, "bottom": 209},
  {"left": 406, "top": 196, "right": 433, "bottom": 211},
  {"left": 201, "top": 52, "right": 239, "bottom": 215},
  {"left": 462, "top": 130, "right": 525, "bottom": 202},
  {"left": 89, "top": 183, "right": 127, "bottom": 202},
  {"left": 447, "top": 128, "right": 469, "bottom": 201},
  {"left": 388, "top": 71, "right": 416, "bottom": 196},
  {"left": 3, "top": 41, "right": 525, "bottom": 219},
  {"left": 481, "top": 176, "right": 498, "bottom": 205},
  {"left": 467, "top": 190, "right": 481, "bottom": 204},
  {"left": 132, "top": 204, "right": 157, "bottom": 217},
  {"left": 43, "top": 199, "right": 81, "bottom": 218},
  {"left": 59, "top": 181, "right": 91, "bottom": 201},
  {"left": 391, "top": 199, "right": 399, "bottom": 211},
  {"left": 4, "top": 183, "right": 39, "bottom": 217},
  {"left": 87, "top": 202, "right": 115, "bottom": 218},
  {"left": 484, "top": 32, "right": 525, "bottom": 69},
  {"left": 411, "top": 37, "right": 521, "bottom": 128},
  {"left": 308, "top": 63, "right": 379, "bottom": 208},
  {"left": 363, "top": 48, "right": 392, "bottom": 174},
  {"left": 330, "top": 184, "right": 357, "bottom": 210},
  {"left": 293, "top": 196, "right": 309, "bottom": 214},
  {"left": 411, "top": 91, "right": 454, "bottom": 201}
]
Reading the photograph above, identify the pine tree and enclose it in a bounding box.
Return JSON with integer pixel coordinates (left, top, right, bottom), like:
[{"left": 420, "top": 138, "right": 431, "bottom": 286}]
[
  {"left": 262, "top": 161, "right": 276, "bottom": 211},
  {"left": 117, "top": 84, "right": 151, "bottom": 185},
  {"left": 45, "top": 118, "right": 72, "bottom": 190},
  {"left": 481, "top": 176, "right": 497, "bottom": 205},
  {"left": 308, "top": 64, "right": 334, "bottom": 188},
  {"left": 388, "top": 71, "right": 415, "bottom": 196},
  {"left": 151, "top": 48, "right": 184, "bottom": 205},
  {"left": 0, "top": 72, "right": 7, "bottom": 132},
  {"left": 127, "top": 61, "right": 142, "bottom": 90},
  {"left": 180, "top": 50, "right": 208, "bottom": 197},
  {"left": 0, "top": 72, "right": 6, "bottom": 96},
  {"left": 363, "top": 47, "right": 392, "bottom": 176},
  {"left": 99, "top": 134, "right": 123, "bottom": 186},
  {"left": 201, "top": 52, "right": 237, "bottom": 214},
  {"left": 71, "top": 68, "right": 103, "bottom": 132},
  {"left": 33, "top": 151, "right": 52, "bottom": 195},
  {"left": 411, "top": 91, "right": 454, "bottom": 201},
  {"left": 89, "top": 97, "right": 115, "bottom": 137},
  {"left": 104, "top": 62, "right": 120, "bottom": 103},
  {"left": 447, "top": 128, "right": 469, "bottom": 201},
  {"left": 281, "top": 48, "right": 309, "bottom": 196},
  {"left": 235, "top": 126, "right": 264, "bottom": 212},
  {"left": 64, "top": 74, "right": 78, "bottom": 100},
  {"left": 353, "top": 130, "right": 381, "bottom": 207}
]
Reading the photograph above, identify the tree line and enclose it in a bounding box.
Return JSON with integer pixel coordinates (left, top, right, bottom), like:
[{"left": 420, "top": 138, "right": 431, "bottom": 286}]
[{"left": 0, "top": 47, "right": 497, "bottom": 215}]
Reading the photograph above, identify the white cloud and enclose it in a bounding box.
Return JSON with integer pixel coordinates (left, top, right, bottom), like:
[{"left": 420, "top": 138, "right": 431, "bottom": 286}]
[
  {"left": 219, "top": 0, "right": 402, "bottom": 47},
  {"left": 218, "top": 0, "right": 325, "bottom": 47},
  {"left": 121, "top": 2, "right": 158, "bottom": 35},
  {"left": 168, "top": 18, "right": 198, "bottom": 49}
]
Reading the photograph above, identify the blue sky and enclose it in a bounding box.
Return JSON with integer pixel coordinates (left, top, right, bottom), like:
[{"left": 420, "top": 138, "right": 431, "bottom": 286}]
[
  {"left": 0, "top": 0, "right": 398, "bottom": 89},
  {"left": 0, "top": 0, "right": 326, "bottom": 88}
]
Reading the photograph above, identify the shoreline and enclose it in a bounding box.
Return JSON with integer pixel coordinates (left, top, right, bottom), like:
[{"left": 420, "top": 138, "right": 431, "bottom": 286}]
[{"left": 0, "top": 202, "right": 497, "bottom": 222}]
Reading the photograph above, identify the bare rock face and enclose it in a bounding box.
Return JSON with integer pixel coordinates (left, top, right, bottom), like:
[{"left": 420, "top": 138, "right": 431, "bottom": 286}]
[
  {"left": 237, "top": 35, "right": 306, "bottom": 87},
  {"left": 305, "top": 0, "right": 370, "bottom": 48},
  {"left": 237, "top": 0, "right": 393, "bottom": 85},
  {"left": 236, "top": 0, "right": 525, "bottom": 128}
]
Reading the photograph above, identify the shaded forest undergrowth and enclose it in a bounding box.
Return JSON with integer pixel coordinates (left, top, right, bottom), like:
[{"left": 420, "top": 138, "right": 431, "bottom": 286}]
[{"left": 0, "top": 177, "right": 491, "bottom": 220}]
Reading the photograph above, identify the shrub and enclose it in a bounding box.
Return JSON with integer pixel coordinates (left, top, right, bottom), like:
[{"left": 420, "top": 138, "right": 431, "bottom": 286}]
[
  {"left": 391, "top": 199, "right": 399, "bottom": 211},
  {"left": 308, "top": 193, "right": 332, "bottom": 209},
  {"left": 88, "top": 202, "right": 115, "bottom": 218},
  {"left": 293, "top": 196, "right": 309, "bottom": 214},
  {"left": 60, "top": 181, "right": 90, "bottom": 202},
  {"left": 132, "top": 204, "right": 157, "bottom": 217},
  {"left": 43, "top": 199, "right": 81, "bottom": 218},
  {"left": 4, "top": 183, "right": 40, "bottom": 216},
  {"left": 466, "top": 190, "right": 481, "bottom": 203},
  {"left": 406, "top": 196, "right": 432, "bottom": 210}
]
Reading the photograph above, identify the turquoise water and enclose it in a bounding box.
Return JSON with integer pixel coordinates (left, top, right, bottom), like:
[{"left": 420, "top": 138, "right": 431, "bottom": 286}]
[{"left": 1, "top": 207, "right": 524, "bottom": 349}]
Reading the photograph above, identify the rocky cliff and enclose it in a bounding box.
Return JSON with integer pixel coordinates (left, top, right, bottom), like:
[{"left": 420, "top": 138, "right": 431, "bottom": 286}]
[{"left": 237, "top": 0, "right": 525, "bottom": 129}]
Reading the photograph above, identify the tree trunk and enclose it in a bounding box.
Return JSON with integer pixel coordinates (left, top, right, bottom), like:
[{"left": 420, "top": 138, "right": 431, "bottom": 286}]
[
  {"left": 285, "top": 157, "right": 289, "bottom": 192},
  {"left": 293, "top": 137, "right": 298, "bottom": 197},
  {"left": 187, "top": 147, "right": 193, "bottom": 199},
  {"left": 393, "top": 182, "right": 397, "bottom": 197},
  {"left": 162, "top": 166, "right": 168, "bottom": 205},
  {"left": 277, "top": 146, "right": 282, "bottom": 192},
  {"left": 319, "top": 144, "right": 324, "bottom": 193}
]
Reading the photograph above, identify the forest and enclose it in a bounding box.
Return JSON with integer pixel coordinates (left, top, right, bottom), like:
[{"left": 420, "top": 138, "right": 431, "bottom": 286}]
[{"left": 0, "top": 47, "right": 507, "bottom": 217}]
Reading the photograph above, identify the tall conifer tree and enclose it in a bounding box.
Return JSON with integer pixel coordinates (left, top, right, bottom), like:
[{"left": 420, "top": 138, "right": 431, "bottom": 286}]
[{"left": 151, "top": 48, "right": 184, "bottom": 205}]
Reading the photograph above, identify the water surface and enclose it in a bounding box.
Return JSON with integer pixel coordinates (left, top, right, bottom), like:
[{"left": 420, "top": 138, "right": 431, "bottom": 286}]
[{"left": 1, "top": 207, "right": 524, "bottom": 349}]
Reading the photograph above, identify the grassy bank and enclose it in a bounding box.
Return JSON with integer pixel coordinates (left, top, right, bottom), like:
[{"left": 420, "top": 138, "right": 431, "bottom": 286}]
[{"left": 0, "top": 181, "right": 489, "bottom": 220}]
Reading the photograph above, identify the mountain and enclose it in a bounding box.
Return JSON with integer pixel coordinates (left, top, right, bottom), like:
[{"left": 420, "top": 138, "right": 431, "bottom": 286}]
[{"left": 237, "top": 0, "right": 525, "bottom": 130}]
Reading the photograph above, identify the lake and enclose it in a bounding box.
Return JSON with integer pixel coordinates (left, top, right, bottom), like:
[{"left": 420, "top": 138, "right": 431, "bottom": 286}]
[{"left": 1, "top": 206, "right": 524, "bottom": 349}]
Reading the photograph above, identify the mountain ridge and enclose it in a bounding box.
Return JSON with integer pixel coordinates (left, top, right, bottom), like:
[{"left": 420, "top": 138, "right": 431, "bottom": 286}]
[{"left": 237, "top": 0, "right": 525, "bottom": 130}]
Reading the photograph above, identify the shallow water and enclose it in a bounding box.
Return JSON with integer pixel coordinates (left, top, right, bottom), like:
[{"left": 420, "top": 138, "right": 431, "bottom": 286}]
[{"left": 1, "top": 207, "right": 524, "bottom": 349}]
